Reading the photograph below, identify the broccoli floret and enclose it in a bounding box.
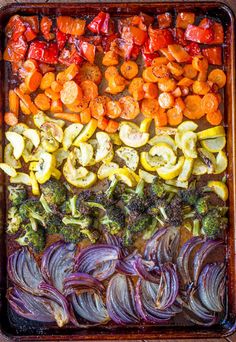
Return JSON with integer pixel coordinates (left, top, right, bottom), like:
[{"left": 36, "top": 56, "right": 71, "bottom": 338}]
[
  {"left": 8, "top": 185, "right": 27, "bottom": 206},
  {"left": 128, "top": 215, "right": 152, "bottom": 233},
  {"left": 179, "top": 188, "right": 200, "bottom": 206},
  {"left": 142, "top": 218, "right": 158, "bottom": 240},
  {"left": 62, "top": 215, "right": 92, "bottom": 229},
  {"left": 40, "top": 178, "right": 67, "bottom": 206},
  {"left": 196, "top": 197, "right": 209, "bottom": 215},
  {"left": 122, "top": 179, "right": 147, "bottom": 214},
  {"left": 60, "top": 215, "right": 96, "bottom": 243},
  {"left": 7, "top": 206, "right": 22, "bottom": 234},
  {"left": 150, "top": 178, "right": 166, "bottom": 198},
  {"left": 166, "top": 196, "right": 183, "bottom": 227},
  {"left": 100, "top": 206, "right": 125, "bottom": 234},
  {"left": 59, "top": 225, "right": 83, "bottom": 243},
  {"left": 59, "top": 200, "right": 72, "bottom": 215},
  {"left": 16, "top": 224, "right": 46, "bottom": 252},
  {"left": 44, "top": 213, "right": 62, "bottom": 234},
  {"left": 202, "top": 209, "right": 228, "bottom": 238},
  {"left": 19, "top": 200, "right": 45, "bottom": 231}
]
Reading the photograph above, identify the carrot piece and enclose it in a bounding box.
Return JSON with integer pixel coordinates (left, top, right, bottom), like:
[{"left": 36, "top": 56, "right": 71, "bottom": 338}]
[
  {"left": 105, "top": 74, "right": 127, "bottom": 95},
  {"left": 40, "top": 72, "right": 55, "bottom": 90},
  {"left": 23, "top": 59, "right": 38, "bottom": 73},
  {"left": 192, "top": 56, "right": 208, "bottom": 71},
  {"left": 208, "top": 69, "right": 226, "bottom": 88},
  {"left": 51, "top": 81, "right": 63, "bottom": 93},
  {"left": 89, "top": 96, "right": 109, "bottom": 118},
  {"left": 34, "top": 93, "right": 51, "bottom": 111},
  {"left": 45, "top": 88, "right": 60, "bottom": 101},
  {"left": 76, "top": 62, "right": 102, "bottom": 85},
  {"left": 20, "top": 100, "right": 31, "bottom": 115},
  {"left": 201, "top": 93, "right": 219, "bottom": 114},
  {"left": 151, "top": 57, "right": 169, "bottom": 66},
  {"left": 60, "top": 80, "right": 83, "bottom": 105},
  {"left": 80, "top": 108, "right": 91, "bottom": 124},
  {"left": 183, "top": 64, "right": 198, "bottom": 79},
  {"left": 106, "top": 101, "right": 123, "bottom": 119},
  {"left": 51, "top": 99, "right": 63, "bottom": 113},
  {"left": 14, "top": 88, "right": 39, "bottom": 115},
  {"left": 25, "top": 70, "right": 42, "bottom": 92},
  {"left": 4, "top": 112, "right": 18, "bottom": 126},
  {"left": 66, "top": 98, "right": 89, "bottom": 113},
  {"left": 133, "top": 88, "right": 145, "bottom": 101},
  {"left": 97, "top": 117, "right": 109, "bottom": 130},
  {"left": 192, "top": 81, "right": 210, "bottom": 95},
  {"left": 172, "top": 86, "right": 182, "bottom": 97},
  {"left": 206, "top": 109, "right": 223, "bottom": 125},
  {"left": 180, "top": 86, "right": 190, "bottom": 97},
  {"left": 56, "top": 71, "right": 67, "bottom": 85},
  {"left": 142, "top": 67, "right": 159, "bottom": 83},
  {"left": 141, "top": 98, "right": 159, "bottom": 117},
  {"left": 183, "top": 95, "right": 204, "bottom": 119},
  {"left": 158, "top": 92, "right": 175, "bottom": 109},
  {"left": 167, "top": 62, "right": 183, "bottom": 77},
  {"left": 128, "top": 77, "right": 144, "bottom": 95},
  {"left": 57, "top": 16, "right": 86, "bottom": 36},
  {"left": 53, "top": 113, "right": 81, "bottom": 123},
  {"left": 105, "top": 120, "right": 119, "bottom": 133},
  {"left": 154, "top": 108, "right": 168, "bottom": 127},
  {"left": 119, "top": 96, "right": 140, "bottom": 120},
  {"left": 152, "top": 64, "right": 170, "bottom": 80},
  {"left": 9, "top": 89, "right": 19, "bottom": 115},
  {"left": 167, "top": 107, "right": 183, "bottom": 126},
  {"left": 64, "top": 63, "right": 79, "bottom": 81},
  {"left": 177, "top": 77, "right": 194, "bottom": 87},
  {"left": 143, "top": 83, "right": 158, "bottom": 99},
  {"left": 158, "top": 79, "right": 176, "bottom": 92},
  {"left": 120, "top": 61, "right": 139, "bottom": 80},
  {"left": 168, "top": 44, "right": 190, "bottom": 63},
  {"left": 216, "top": 93, "right": 222, "bottom": 104},
  {"left": 19, "top": 82, "right": 30, "bottom": 94},
  {"left": 197, "top": 69, "right": 208, "bottom": 82},
  {"left": 102, "top": 51, "right": 119, "bottom": 66},
  {"left": 174, "top": 98, "right": 185, "bottom": 113},
  {"left": 104, "top": 66, "right": 119, "bottom": 81},
  {"left": 159, "top": 48, "right": 175, "bottom": 61},
  {"left": 80, "top": 80, "right": 98, "bottom": 100}
]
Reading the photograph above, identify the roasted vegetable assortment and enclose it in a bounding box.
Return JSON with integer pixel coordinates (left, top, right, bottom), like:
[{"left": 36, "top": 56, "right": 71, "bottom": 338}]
[{"left": 2, "top": 10, "right": 229, "bottom": 328}]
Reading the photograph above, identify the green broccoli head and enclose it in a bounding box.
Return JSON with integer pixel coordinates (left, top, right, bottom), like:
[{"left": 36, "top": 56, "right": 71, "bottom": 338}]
[
  {"left": 202, "top": 209, "right": 228, "bottom": 238},
  {"left": 40, "top": 178, "right": 67, "bottom": 206},
  {"left": 150, "top": 178, "right": 166, "bottom": 198},
  {"left": 60, "top": 215, "right": 96, "bottom": 243},
  {"left": 122, "top": 179, "right": 147, "bottom": 214},
  {"left": 128, "top": 215, "right": 152, "bottom": 233},
  {"left": 7, "top": 206, "right": 22, "bottom": 234},
  {"left": 196, "top": 197, "right": 209, "bottom": 215},
  {"left": 100, "top": 206, "right": 125, "bottom": 234},
  {"left": 179, "top": 188, "right": 200, "bottom": 206},
  {"left": 19, "top": 200, "right": 45, "bottom": 230},
  {"left": 8, "top": 185, "right": 27, "bottom": 206},
  {"left": 59, "top": 225, "right": 83, "bottom": 243},
  {"left": 16, "top": 223, "right": 46, "bottom": 252},
  {"left": 44, "top": 213, "right": 62, "bottom": 234}
]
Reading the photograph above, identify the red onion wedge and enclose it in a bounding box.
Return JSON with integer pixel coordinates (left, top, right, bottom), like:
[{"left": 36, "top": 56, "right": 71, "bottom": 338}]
[
  {"left": 41, "top": 241, "right": 76, "bottom": 294},
  {"left": 75, "top": 244, "right": 120, "bottom": 280},
  {"left": 116, "top": 250, "right": 139, "bottom": 276},
  {"left": 71, "top": 292, "right": 109, "bottom": 324},
  {"left": 133, "top": 256, "right": 160, "bottom": 283},
  {"left": 198, "top": 263, "right": 226, "bottom": 312},
  {"left": 177, "top": 236, "right": 204, "bottom": 286},
  {"left": 7, "top": 286, "right": 55, "bottom": 323},
  {"left": 8, "top": 248, "right": 44, "bottom": 295},
  {"left": 106, "top": 274, "right": 139, "bottom": 324},
  {"left": 64, "top": 272, "right": 104, "bottom": 296},
  {"left": 193, "top": 239, "right": 224, "bottom": 283}
]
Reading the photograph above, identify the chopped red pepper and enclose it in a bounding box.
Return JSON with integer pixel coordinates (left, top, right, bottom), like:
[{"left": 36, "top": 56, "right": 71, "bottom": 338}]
[
  {"left": 58, "top": 45, "right": 83, "bottom": 66},
  {"left": 87, "top": 12, "right": 113, "bottom": 35},
  {"left": 157, "top": 13, "right": 172, "bottom": 28},
  {"left": 142, "top": 51, "right": 159, "bottom": 66},
  {"left": 21, "top": 16, "right": 39, "bottom": 33},
  {"left": 24, "top": 26, "right": 37, "bottom": 42},
  {"left": 199, "top": 18, "right": 224, "bottom": 44},
  {"left": 77, "top": 40, "right": 96, "bottom": 64},
  {"left": 28, "top": 40, "right": 58, "bottom": 64},
  {"left": 3, "top": 36, "right": 27, "bottom": 62},
  {"left": 176, "top": 12, "right": 195, "bottom": 29},
  {"left": 56, "top": 29, "right": 68, "bottom": 50},
  {"left": 40, "top": 17, "right": 54, "bottom": 41},
  {"left": 185, "top": 24, "right": 214, "bottom": 44},
  {"left": 130, "top": 44, "right": 141, "bottom": 60},
  {"left": 148, "top": 27, "right": 174, "bottom": 52},
  {"left": 121, "top": 26, "right": 148, "bottom": 46},
  {"left": 172, "top": 28, "right": 187, "bottom": 46},
  {"left": 110, "top": 38, "right": 133, "bottom": 60},
  {"left": 57, "top": 16, "right": 86, "bottom": 36},
  {"left": 185, "top": 42, "right": 201, "bottom": 56},
  {"left": 5, "top": 15, "right": 26, "bottom": 41},
  {"left": 202, "top": 47, "right": 222, "bottom": 65}
]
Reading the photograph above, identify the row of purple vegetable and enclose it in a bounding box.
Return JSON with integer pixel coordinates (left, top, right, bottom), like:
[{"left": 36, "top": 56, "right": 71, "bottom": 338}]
[{"left": 7, "top": 227, "right": 226, "bottom": 328}]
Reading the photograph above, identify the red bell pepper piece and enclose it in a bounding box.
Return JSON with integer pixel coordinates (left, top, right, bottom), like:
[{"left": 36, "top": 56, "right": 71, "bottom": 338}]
[
  {"left": 78, "top": 40, "right": 96, "bottom": 64},
  {"left": 40, "top": 17, "right": 54, "bottom": 41},
  {"left": 172, "top": 28, "right": 187, "bottom": 46},
  {"left": 110, "top": 38, "right": 133, "bottom": 60},
  {"left": 185, "top": 24, "right": 214, "bottom": 44},
  {"left": 24, "top": 26, "right": 37, "bottom": 42},
  {"left": 142, "top": 51, "right": 159, "bottom": 66},
  {"left": 199, "top": 18, "right": 224, "bottom": 44},
  {"left": 3, "top": 36, "right": 27, "bottom": 62},
  {"left": 5, "top": 15, "right": 26, "bottom": 41},
  {"left": 28, "top": 40, "right": 58, "bottom": 64},
  {"left": 56, "top": 29, "right": 68, "bottom": 50},
  {"left": 121, "top": 25, "right": 148, "bottom": 46},
  {"left": 185, "top": 42, "right": 201, "bottom": 56},
  {"left": 157, "top": 13, "right": 172, "bottom": 28},
  {"left": 21, "top": 16, "right": 39, "bottom": 33},
  {"left": 130, "top": 44, "right": 141, "bottom": 60},
  {"left": 87, "top": 11, "right": 113, "bottom": 35},
  {"left": 202, "top": 47, "right": 222, "bottom": 65},
  {"left": 58, "top": 46, "right": 83, "bottom": 66},
  {"left": 148, "top": 27, "right": 174, "bottom": 52}
]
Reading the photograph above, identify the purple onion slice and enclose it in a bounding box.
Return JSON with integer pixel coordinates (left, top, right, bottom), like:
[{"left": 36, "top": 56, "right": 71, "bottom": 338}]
[
  {"left": 106, "top": 274, "right": 139, "bottom": 324},
  {"left": 198, "top": 263, "right": 226, "bottom": 312},
  {"left": 133, "top": 256, "right": 160, "bottom": 283},
  {"left": 64, "top": 272, "right": 104, "bottom": 296},
  {"left": 116, "top": 250, "right": 139, "bottom": 276},
  {"left": 7, "top": 248, "right": 43, "bottom": 295},
  {"left": 41, "top": 241, "right": 76, "bottom": 293},
  {"left": 75, "top": 244, "right": 120, "bottom": 280}
]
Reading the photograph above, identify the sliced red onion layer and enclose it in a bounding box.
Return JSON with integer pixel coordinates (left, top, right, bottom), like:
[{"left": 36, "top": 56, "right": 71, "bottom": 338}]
[
  {"left": 135, "top": 278, "right": 181, "bottom": 323},
  {"left": 177, "top": 236, "right": 204, "bottom": 285},
  {"left": 116, "top": 250, "right": 139, "bottom": 275},
  {"left": 71, "top": 292, "right": 109, "bottom": 324},
  {"left": 133, "top": 256, "right": 160, "bottom": 283},
  {"left": 75, "top": 244, "right": 120, "bottom": 280},
  {"left": 7, "top": 286, "right": 55, "bottom": 323},
  {"left": 184, "top": 289, "right": 217, "bottom": 326},
  {"left": 106, "top": 274, "right": 139, "bottom": 324},
  {"left": 198, "top": 263, "right": 226, "bottom": 312},
  {"left": 64, "top": 272, "right": 104, "bottom": 296},
  {"left": 41, "top": 241, "right": 76, "bottom": 293},
  {"left": 144, "top": 227, "right": 180, "bottom": 265},
  {"left": 8, "top": 248, "right": 44, "bottom": 295},
  {"left": 38, "top": 282, "right": 71, "bottom": 327},
  {"left": 193, "top": 239, "right": 224, "bottom": 283}
]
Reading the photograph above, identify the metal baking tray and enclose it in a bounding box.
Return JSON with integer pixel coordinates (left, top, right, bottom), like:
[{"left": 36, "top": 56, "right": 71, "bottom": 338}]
[{"left": 0, "top": 1, "right": 235, "bottom": 340}]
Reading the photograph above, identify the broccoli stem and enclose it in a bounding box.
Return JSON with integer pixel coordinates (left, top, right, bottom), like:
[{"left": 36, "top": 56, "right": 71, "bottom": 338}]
[
  {"left": 40, "top": 194, "right": 52, "bottom": 214},
  {"left": 193, "top": 219, "right": 200, "bottom": 236}
]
